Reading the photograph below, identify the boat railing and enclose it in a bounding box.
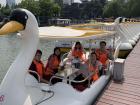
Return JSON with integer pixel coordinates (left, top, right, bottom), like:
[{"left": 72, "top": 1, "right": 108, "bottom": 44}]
[
  {"left": 114, "top": 41, "right": 121, "bottom": 60},
  {"left": 106, "top": 41, "right": 121, "bottom": 75},
  {"left": 61, "top": 52, "right": 69, "bottom": 61},
  {"left": 28, "top": 70, "right": 41, "bottom": 82},
  {"left": 49, "top": 71, "right": 95, "bottom": 88}
]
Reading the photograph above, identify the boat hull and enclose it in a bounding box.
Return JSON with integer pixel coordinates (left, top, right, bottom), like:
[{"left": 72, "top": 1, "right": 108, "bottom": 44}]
[{"left": 24, "top": 72, "right": 111, "bottom": 105}]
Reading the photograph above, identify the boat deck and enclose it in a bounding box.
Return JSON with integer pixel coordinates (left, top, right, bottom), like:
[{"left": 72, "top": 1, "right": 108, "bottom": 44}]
[{"left": 95, "top": 40, "right": 140, "bottom": 105}]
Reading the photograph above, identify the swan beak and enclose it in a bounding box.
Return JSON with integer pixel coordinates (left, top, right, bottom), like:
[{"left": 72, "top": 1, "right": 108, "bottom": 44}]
[{"left": 0, "top": 21, "right": 24, "bottom": 35}]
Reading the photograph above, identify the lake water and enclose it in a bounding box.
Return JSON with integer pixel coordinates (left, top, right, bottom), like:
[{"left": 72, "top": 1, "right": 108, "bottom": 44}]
[{"left": 0, "top": 33, "right": 55, "bottom": 83}]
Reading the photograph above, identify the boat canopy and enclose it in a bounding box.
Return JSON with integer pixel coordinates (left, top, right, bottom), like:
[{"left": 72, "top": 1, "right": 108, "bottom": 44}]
[{"left": 39, "top": 26, "right": 115, "bottom": 41}]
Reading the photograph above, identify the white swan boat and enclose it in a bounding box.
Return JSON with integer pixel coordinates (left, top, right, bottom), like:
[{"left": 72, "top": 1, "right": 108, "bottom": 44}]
[
  {"left": 54, "top": 17, "right": 140, "bottom": 58},
  {"left": 0, "top": 9, "right": 120, "bottom": 105}
]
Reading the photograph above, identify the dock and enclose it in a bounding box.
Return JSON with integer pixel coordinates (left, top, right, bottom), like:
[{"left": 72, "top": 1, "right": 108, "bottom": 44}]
[{"left": 95, "top": 40, "right": 140, "bottom": 105}]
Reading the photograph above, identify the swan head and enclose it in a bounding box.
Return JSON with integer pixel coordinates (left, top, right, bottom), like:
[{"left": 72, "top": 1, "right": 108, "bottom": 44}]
[
  {"left": 114, "top": 17, "right": 123, "bottom": 24},
  {"left": 0, "top": 8, "right": 38, "bottom": 36}
]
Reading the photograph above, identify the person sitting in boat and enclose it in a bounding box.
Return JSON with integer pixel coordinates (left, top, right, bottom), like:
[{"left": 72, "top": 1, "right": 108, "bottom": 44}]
[
  {"left": 66, "top": 41, "right": 86, "bottom": 68},
  {"left": 95, "top": 41, "right": 113, "bottom": 75},
  {"left": 29, "top": 49, "right": 48, "bottom": 83},
  {"left": 86, "top": 52, "right": 102, "bottom": 81},
  {"left": 45, "top": 47, "right": 61, "bottom": 83}
]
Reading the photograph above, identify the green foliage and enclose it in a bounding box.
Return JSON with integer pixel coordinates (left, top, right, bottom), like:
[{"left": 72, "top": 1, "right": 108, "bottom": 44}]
[
  {"left": 62, "top": 0, "right": 104, "bottom": 19},
  {"left": 39, "top": 0, "right": 54, "bottom": 17},
  {"left": 127, "top": 0, "right": 140, "bottom": 17},
  {"left": 0, "top": 5, "right": 11, "bottom": 16},
  {"left": 83, "top": 0, "right": 103, "bottom": 19},
  {"left": 17, "top": 0, "right": 40, "bottom": 15},
  {"left": 1, "top": 0, "right": 140, "bottom": 19},
  {"left": 103, "top": 0, "right": 123, "bottom": 18},
  {"left": 52, "top": 3, "right": 61, "bottom": 17},
  {"left": 103, "top": 0, "right": 140, "bottom": 18},
  {"left": 17, "top": 0, "right": 61, "bottom": 18},
  {"left": 0, "top": 0, "right": 61, "bottom": 18}
]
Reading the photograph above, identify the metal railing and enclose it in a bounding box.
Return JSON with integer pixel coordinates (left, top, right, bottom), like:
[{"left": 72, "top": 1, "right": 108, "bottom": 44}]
[
  {"left": 49, "top": 71, "right": 95, "bottom": 88},
  {"left": 28, "top": 70, "right": 41, "bottom": 83}
]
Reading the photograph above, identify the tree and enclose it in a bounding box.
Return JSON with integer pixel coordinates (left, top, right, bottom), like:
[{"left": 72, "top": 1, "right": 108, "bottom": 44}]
[
  {"left": 39, "top": 0, "right": 61, "bottom": 18},
  {"left": 17, "top": 0, "right": 40, "bottom": 15},
  {"left": 0, "top": 4, "right": 11, "bottom": 16},
  {"left": 103, "top": 0, "right": 125, "bottom": 18},
  {"left": 100, "top": 0, "right": 107, "bottom": 6},
  {"left": 54, "top": 0, "right": 63, "bottom": 7},
  {"left": 81, "top": 0, "right": 102, "bottom": 19},
  {"left": 52, "top": 3, "right": 61, "bottom": 17},
  {"left": 126, "top": 0, "right": 140, "bottom": 17},
  {"left": 17, "top": 0, "right": 61, "bottom": 18}
]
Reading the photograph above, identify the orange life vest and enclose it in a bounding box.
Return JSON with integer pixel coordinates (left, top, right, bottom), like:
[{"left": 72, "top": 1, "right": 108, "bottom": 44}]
[
  {"left": 72, "top": 50, "right": 86, "bottom": 61},
  {"left": 88, "top": 63, "right": 99, "bottom": 81},
  {"left": 45, "top": 55, "right": 60, "bottom": 76},
  {"left": 33, "top": 60, "right": 44, "bottom": 79},
  {"left": 96, "top": 49, "right": 108, "bottom": 66}
]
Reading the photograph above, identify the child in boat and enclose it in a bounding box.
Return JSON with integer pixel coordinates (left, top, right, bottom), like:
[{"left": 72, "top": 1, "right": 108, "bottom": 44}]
[
  {"left": 95, "top": 41, "right": 113, "bottom": 75},
  {"left": 86, "top": 52, "right": 102, "bottom": 81},
  {"left": 45, "top": 47, "right": 61, "bottom": 83},
  {"left": 29, "top": 49, "right": 48, "bottom": 83},
  {"left": 71, "top": 52, "right": 102, "bottom": 91}
]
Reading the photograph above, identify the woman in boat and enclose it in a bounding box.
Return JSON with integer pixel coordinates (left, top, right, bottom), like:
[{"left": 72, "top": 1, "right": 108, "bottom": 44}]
[
  {"left": 68, "top": 41, "right": 86, "bottom": 61},
  {"left": 71, "top": 52, "right": 102, "bottom": 91},
  {"left": 29, "top": 49, "right": 48, "bottom": 83},
  {"left": 64, "top": 41, "right": 86, "bottom": 69},
  {"left": 45, "top": 47, "right": 61, "bottom": 83},
  {"left": 95, "top": 41, "right": 113, "bottom": 75},
  {"left": 87, "top": 52, "right": 102, "bottom": 81}
]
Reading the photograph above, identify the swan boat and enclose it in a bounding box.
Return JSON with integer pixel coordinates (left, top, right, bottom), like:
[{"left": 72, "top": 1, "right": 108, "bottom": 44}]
[
  {"left": 55, "top": 17, "right": 140, "bottom": 58},
  {"left": 0, "top": 9, "right": 120, "bottom": 105}
]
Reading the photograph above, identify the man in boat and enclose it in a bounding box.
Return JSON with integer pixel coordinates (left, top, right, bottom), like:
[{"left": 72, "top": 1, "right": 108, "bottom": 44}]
[
  {"left": 45, "top": 47, "right": 62, "bottom": 84},
  {"left": 95, "top": 41, "right": 113, "bottom": 76},
  {"left": 29, "top": 49, "right": 48, "bottom": 83}
]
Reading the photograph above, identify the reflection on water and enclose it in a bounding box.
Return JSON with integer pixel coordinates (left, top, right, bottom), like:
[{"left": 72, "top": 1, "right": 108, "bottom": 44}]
[{"left": 0, "top": 33, "right": 55, "bottom": 83}]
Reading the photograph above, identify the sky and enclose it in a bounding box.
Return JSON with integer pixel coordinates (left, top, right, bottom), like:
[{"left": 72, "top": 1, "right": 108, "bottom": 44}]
[{"left": 0, "top": 0, "right": 22, "bottom": 6}]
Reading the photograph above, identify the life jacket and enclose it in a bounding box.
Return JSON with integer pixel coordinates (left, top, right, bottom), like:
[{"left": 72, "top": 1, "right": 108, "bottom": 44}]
[
  {"left": 72, "top": 50, "right": 86, "bottom": 61},
  {"left": 96, "top": 49, "right": 108, "bottom": 67},
  {"left": 33, "top": 60, "right": 44, "bottom": 79},
  {"left": 45, "top": 54, "right": 60, "bottom": 76},
  {"left": 88, "top": 63, "right": 99, "bottom": 81}
]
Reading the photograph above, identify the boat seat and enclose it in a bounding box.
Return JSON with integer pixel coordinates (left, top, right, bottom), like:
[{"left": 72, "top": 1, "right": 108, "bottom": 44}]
[{"left": 25, "top": 70, "right": 50, "bottom": 92}]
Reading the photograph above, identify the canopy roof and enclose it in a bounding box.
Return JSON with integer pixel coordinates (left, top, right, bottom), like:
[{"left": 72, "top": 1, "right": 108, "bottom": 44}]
[{"left": 39, "top": 26, "right": 115, "bottom": 41}]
